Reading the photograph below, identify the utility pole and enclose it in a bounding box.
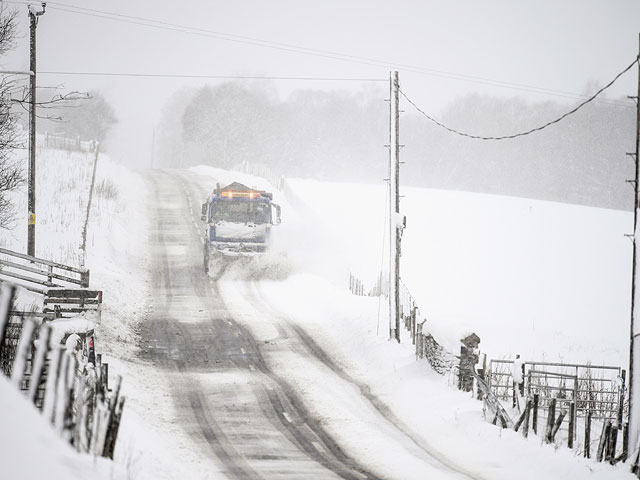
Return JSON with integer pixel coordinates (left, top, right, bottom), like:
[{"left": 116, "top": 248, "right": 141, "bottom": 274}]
[
  {"left": 628, "top": 33, "right": 640, "bottom": 465},
  {"left": 389, "top": 71, "right": 402, "bottom": 343},
  {"left": 80, "top": 142, "right": 100, "bottom": 267},
  {"left": 27, "top": 3, "right": 46, "bottom": 257}
]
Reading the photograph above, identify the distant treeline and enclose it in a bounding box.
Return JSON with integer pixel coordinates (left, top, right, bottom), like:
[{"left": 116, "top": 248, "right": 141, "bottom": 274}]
[{"left": 156, "top": 82, "right": 635, "bottom": 211}]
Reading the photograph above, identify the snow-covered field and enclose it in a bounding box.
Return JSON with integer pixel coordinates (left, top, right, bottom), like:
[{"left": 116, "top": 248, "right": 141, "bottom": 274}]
[
  {"left": 0, "top": 146, "right": 149, "bottom": 479},
  {"left": 282, "top": 178, "right": 632, "bottom": 366},
  {"left": 0, "top": 149, "right": 635, "bottom": 479}
]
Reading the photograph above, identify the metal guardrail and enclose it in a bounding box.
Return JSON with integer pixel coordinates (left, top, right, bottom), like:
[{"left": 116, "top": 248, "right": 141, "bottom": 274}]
[{"left": 0, "top": 248, "right": 89, "bottom": 293}]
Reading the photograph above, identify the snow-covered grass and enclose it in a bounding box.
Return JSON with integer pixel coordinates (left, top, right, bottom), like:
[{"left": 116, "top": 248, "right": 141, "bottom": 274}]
[
  {"left": 186, "top": 166, "right": 636, "bottom": 479},
  {"left": 0, "top": 145, "right": 150, "bottom": 479},
  {"left": 3, "top": 144, "right": 150, "bottom": 359},
  {"left": 283, "top": 178, "right": 632, "bottom": 367}
]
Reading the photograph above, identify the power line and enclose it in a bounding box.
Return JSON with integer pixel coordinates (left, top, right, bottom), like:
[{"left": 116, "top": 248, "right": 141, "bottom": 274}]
[
  {"left": 400, "top": 57, "right": 640, "bottom": 141},
  {"left": 32, "top": 1, "right": 631, "bottom": 106},
  {"left": 38, "top": 71, "right": 386, "bottom": 81}
]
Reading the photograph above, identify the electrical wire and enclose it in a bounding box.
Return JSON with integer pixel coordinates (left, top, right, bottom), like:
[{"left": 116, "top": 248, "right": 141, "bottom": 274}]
[
  {"left": 21, "top": 1, "right": 629, "bottom": 106},
  {"left": 37, "top": 70, "right": 386, "bottom": 81},
  {"left": 400, "top": 56, "right": 640, "bottom": 141}
]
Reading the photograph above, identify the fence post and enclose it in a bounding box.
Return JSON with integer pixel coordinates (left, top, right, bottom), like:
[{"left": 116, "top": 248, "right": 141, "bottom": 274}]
[
  {"left": 568, "top": 402, "right": 575, "bottom": 449},
  {"left": 28, "top": 323, "right": 51, "bottom": 404},
  {"left": 551, "top": 409, "right": 567, "bottom": 442},
  {"left": 522, "top": 399, "right": 531, "bottom": 437},
  {"left": 0, "top": 283, "right": 16, "bottom": 349},
  {"left": 619, "top": 369, "right": 626, "bottom": 429},
  {"left": 477, "top": 354, "right": 487, "bottom": 401},
  {"left": 597, "top": 419, "right": 611, "bottom": 462},
  {"left": 11, "top": 318, "right": 35, "bottom": 389},
  {"left": 608, "top": 425, "right": 618, "bottom": 464},
  {"left": 80, "top": 269, "right": 90, "bottom": 288},
  {"left": 43, "top": 347, "right": 62, "bottom": 423},
  {"left": 623, "top": 422, "right": 629, "bottom": 462},
  {"left": 585, "top": 410, "right": 592, "bottom": 458},
  {"left": 458, "top": 333, "right": 480, "bottom": 392},
  {"left": 53, "top": 352, "right": 71, "bottom": 434},
  {"left": 411, "top": 306, "right": 416, "bottom": 345},
  {"left": 104, "top": 396, "right": 125, "bottom": 459},
  {"left": 532, "top": 393, "right": 539, "bottom": 435},
  {"left": 545, "top": 398, "right": 556, "bottom": 443},
  {"left": 514, "top": 398, "right": 532, "bottom": 436},
  {"left": 97, "top": 375, "right": 121, "bottom": 457},
  {"left": 103, "top": 376, "right": 123, "bottom": 458},
  {"left": 63, "top": 354, "right": 78, "bottom": 439}
]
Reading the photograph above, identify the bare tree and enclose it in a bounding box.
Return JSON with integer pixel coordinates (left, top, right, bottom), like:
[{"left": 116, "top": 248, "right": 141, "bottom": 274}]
[
  {"left": 0, "top": 7, "right": 23, "bottom": 229},
  {"left": 39, "top": 91, "right": 117, "bottom": 141}
]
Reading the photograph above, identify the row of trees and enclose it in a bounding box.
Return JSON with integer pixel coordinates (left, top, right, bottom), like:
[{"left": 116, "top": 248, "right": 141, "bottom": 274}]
[
  {"left": 156, "top": 82, "right": 385, "bottom": 181},
  {"left": 156, "top": 81, "right": 635, "bottom": 210},
  {"left": 37, "top": 92, "right": 117, "bottom": 144}
]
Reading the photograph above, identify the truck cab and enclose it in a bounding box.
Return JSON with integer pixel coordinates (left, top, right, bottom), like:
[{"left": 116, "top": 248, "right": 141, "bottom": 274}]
[{"left": 201, "top": 182, "right": 281, "bottom": 272}]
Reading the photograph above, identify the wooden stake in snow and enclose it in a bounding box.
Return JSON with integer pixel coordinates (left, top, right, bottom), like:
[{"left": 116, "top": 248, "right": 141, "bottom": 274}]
[
  {"left": 522, "top": 399, "right": 532, "bottom": 438},
  {"left": 28, "top": 323, "right": 50, "bottom": 404},
  {"left": 585, "top": 410, "right": 592, "bottom": 458},
  {"left": 514, "top": 398, "right": 532, "bottom": 435},
  {"left": 550, "top": 409, "right": 567, "bottom": 442},
  {"left": 532, "top": 393, "right": 539, "bottom": 435},
  {"left": 53, "top": 351, "right": 70, "bottom": 433},
  {"left": 11, "top": 318, "right": 35, "bottom": 389},
  {"left": 545, "top": 398, "right": 556, "bottom": 443},
  {"left": 568, "top": 402, "right": 575, "bottom": 449},
  {"left": 597, "top": 419, "right": 612, "bottom": 462},
  {"left": 0, "top": 283, "right": 15, "bottom": 350},
  {"left": 42, "top": 347, "right": 62, "bottom": 423}
]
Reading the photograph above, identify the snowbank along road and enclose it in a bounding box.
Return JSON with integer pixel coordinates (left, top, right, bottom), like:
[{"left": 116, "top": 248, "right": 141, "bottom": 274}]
[{"left": 139, "top": 169, "right": 478, "bottom": 480}]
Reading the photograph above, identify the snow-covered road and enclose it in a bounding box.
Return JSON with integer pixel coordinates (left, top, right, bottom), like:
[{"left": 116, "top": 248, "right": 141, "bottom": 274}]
[{"left": 139, "top": 169, "right": 475, "bottom": 480}]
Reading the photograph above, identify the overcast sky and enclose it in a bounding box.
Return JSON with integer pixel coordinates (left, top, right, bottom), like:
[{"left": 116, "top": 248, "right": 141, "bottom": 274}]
[{"left": 2, "top": 0, "right": 639, "bottom": 166}]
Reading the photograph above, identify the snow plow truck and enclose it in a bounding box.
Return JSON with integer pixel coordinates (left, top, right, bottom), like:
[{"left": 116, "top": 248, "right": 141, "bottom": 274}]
[{"left": 201, "top": 182, "right": 281, "bottom": 276}]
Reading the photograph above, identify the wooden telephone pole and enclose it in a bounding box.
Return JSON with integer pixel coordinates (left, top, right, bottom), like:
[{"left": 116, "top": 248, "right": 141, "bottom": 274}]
[
  {"left": 389, "top": 71, "right": 402, "bottom": 343},
  {"left": 628, "top": 34, "right": 640, "bottom": 463},
  {"left": 27, "top": 3, "right": 46, "bottom": 256}
]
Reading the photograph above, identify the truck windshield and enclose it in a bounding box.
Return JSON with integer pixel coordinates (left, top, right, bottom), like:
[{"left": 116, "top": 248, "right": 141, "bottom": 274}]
[{"left": 210, "top": 201, "right": 270, "bottom": 224}]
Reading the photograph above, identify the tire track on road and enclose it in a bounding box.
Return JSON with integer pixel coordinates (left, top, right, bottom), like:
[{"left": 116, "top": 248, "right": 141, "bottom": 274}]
[
  {"left": 244, "top": 282, "right": 483, "bottom": 480},
  {"left": 146, "top": 169, "right": 387, "bottom": 480}
]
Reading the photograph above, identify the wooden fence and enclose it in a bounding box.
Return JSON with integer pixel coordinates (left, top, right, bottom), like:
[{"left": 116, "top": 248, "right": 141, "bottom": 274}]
[
  {"left": 0, "top": 283, "right": 124, "bottom": 458},
  {"left": 348, "top": 271, "right": 469, "bottom": 380},
  {"left": 40, "top": 133, "right": 98, "bottom": 153},
  {"left": 478, "top": 357, "right": 628, "bottom": 464},
  {"left": 487, "top": 359, "right": 624, "bottom": 423},
  {"left": 348, "top": 272, "right": 385, "bottom": 297},
  {"left": 0, "top": 247, "right": 90, "bottom": 293}
]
